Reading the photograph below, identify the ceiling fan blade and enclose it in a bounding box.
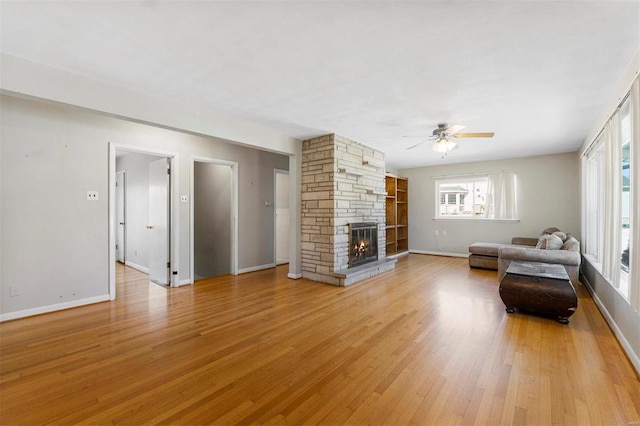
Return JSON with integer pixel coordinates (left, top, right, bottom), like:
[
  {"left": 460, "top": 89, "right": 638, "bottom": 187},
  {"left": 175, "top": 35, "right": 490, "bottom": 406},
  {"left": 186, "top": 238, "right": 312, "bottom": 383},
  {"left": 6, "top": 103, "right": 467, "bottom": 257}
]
[
  {"left": 407, "top": 140, "right": 428, "bottom": 150},
  {"left": 452, "top": 132, "right": 495, "bottom": 138},
  {"left": 444, "top": 124, "right": 465, "bottom": 134}
]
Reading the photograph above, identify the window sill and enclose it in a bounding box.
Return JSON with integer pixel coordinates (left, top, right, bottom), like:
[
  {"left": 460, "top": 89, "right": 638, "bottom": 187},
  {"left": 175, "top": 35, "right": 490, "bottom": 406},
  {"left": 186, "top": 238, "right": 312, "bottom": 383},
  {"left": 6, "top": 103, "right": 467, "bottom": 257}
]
[
  {"left": 582, "top": 255, "right": 630, "bottom": 303},
  {"left": 432, "top": 217, "right": 520, "bottom": 223},
  {"left": 582, "top": 254, "right": 603, "bottom": 273}
]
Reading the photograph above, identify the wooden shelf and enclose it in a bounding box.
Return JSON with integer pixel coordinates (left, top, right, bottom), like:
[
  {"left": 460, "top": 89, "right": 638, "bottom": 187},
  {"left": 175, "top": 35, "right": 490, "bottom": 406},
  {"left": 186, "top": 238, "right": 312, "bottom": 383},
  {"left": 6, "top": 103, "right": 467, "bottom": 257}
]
[{"left": 385, "top": 174, "right": 409, "bottom": 256}]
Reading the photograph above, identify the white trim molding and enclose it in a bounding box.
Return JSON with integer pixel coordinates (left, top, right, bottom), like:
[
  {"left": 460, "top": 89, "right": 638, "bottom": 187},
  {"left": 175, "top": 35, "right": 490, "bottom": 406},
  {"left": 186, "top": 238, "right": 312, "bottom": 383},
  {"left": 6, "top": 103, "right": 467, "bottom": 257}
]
[
  {"left": 124, "top": 261, "right": 149, "bottom": 274},
  {"left": 410, "top": 250, "right": 469, "bottom": 258},
  {"left": 0, "top": 295, "right": 110, "bottom": 322},
  {"left": 109, "top": 143, "right": 181, "bottom": 300},
  {"left": 432, "top": 218, "right": 520, "bottom": 223},
  {"left": 581, "top": 274, "right": 640, "bottom": 376},
  {"left": 238, "top": 263, "right": 276, "bottom": 274}
]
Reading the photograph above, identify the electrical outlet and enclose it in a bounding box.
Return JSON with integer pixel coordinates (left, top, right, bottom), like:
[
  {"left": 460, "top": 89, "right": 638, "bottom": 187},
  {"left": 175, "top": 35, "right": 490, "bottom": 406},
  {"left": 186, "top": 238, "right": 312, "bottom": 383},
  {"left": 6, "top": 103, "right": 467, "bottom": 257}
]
[
  {"left": 443, "top": 230, "right": 447, "bottom": 236},
  {"left": 434, "top": 230, "right": 439, "bottom": 236},
  {"left": 10, "top": 285, "right": 19, "bottom": 297},
  {"left": 181, "top": 195, "right": 188, "bottom": 203},
  {"left": 86, "top": 191, "right": 99, "bottom": 200}
]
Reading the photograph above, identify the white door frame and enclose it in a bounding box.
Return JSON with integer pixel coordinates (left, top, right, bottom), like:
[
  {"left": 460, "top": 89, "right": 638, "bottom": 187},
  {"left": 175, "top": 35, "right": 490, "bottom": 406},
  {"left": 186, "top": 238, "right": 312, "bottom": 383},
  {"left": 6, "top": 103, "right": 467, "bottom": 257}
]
[
  {"left": 109, "top": 143, "right": 180, "bottom": 300},
  {"left": 190, "top": 156, "right": 239, "bottom": 282},
  {"left": 274, "top": 169, "right": 290, "bottom": 265}
]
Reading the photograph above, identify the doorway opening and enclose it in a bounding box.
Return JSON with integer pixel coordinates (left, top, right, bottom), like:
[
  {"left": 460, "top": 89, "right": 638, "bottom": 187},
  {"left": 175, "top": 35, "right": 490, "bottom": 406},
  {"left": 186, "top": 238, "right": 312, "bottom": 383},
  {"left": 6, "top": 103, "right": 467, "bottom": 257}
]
[
  {"left": 274, "top": 169, "right": 290, "bottom": 265},
  {"left": 109, "top": 144, "right": 179, "bottom": 299},
  {"left": 190, "top": 157, "right": 238, "bottom": 282}
]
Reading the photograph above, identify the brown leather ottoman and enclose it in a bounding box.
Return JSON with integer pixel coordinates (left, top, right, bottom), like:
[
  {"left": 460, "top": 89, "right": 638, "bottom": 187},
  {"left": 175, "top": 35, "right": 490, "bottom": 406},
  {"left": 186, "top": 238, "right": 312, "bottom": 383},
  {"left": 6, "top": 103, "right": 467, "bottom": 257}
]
[{"left": 499, "top": 261, "right": 578, "bottom": 324}]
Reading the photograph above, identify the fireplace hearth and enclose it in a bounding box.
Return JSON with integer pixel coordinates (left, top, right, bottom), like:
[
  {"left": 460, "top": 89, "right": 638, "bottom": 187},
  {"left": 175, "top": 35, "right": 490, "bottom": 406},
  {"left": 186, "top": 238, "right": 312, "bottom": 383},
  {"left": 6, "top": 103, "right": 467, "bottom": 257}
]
[{"left": 349, "top": 222, "right": 378, "bottom": 267}]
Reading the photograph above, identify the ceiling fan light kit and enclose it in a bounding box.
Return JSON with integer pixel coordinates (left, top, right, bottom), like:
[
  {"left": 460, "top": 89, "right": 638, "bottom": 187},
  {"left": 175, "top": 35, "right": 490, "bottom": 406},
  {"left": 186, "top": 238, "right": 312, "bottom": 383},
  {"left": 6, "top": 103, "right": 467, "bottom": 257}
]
[
  {"left": 432, "top": 138, "right": 458, "bottom": 153},
  {"left": 407, "top": 123, "right": 495, "bottom": 157}
]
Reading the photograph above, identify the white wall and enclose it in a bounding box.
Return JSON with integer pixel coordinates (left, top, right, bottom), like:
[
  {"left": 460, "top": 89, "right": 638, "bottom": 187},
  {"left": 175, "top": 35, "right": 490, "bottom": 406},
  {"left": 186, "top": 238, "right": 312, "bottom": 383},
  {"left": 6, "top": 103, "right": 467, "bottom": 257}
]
[
  {"left": 0, "top": 54, "right": 299, "bottom": 157},
  {"left": 400, "top": 152, "right": 580, "bottom": 255},
  {"left": 116, "top": 152, "right": 163, "bottom": 272},
  {"left": 0, "top": 95, "right": 288, "bottom": 318},
  {"left": 1, "top": 103, "right": 109, "bottom": 315}
]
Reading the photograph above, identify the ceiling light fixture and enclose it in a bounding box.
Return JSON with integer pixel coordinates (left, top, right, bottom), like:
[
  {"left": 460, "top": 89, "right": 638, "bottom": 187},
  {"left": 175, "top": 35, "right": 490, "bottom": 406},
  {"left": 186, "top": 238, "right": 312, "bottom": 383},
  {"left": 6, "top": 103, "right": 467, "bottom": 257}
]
[{"left": 431, "top": 136, "right": 458, "bottom": 153}]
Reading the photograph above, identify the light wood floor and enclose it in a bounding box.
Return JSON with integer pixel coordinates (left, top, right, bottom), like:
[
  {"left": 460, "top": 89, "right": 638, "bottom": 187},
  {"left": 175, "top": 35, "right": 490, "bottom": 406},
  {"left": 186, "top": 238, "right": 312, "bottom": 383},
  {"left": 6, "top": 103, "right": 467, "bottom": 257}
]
[{"left": 1, "top": 255, "right": 639, "bottom": 425}]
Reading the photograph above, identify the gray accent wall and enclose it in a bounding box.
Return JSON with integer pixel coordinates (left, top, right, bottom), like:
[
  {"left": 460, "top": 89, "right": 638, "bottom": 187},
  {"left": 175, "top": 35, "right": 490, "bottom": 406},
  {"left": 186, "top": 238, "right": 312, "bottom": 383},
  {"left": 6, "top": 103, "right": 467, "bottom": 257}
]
[
  {"left": 194, "top": 162, "right": 232, "bottom": 279},
  {"left": 400, "top": 152, "right": 580, "bottom": 255},
  {"left": 0, "top": 95, "right": 288, "bottom": 318}
]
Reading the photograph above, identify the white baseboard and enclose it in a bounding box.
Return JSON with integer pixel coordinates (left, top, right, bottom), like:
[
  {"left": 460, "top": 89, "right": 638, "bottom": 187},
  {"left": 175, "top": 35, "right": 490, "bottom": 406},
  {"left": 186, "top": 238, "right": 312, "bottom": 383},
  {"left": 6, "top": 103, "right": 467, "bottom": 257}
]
[
  {"left": 410, "top": 250, "right": 469, "bottom": 259},
  {"left": 386, "top": 250, "right": 409, "bottom": 259},
  {"left": 582, "top": 275, "right": 640, "bottom": 376},
  {"left": 238, "top": 263, "right": 276, "bottom": 274},
  {"left": 125, "top": 261, "right": 149, "bottom": 274},
  {"left": 0, "top": 295, "right": 110, "bottom": 322},
  {"left": 177, "top": 279, "right": 192, "bottom": 286},
  {"left": 287, "top": 273, "right": 302, "bottom": 279}
]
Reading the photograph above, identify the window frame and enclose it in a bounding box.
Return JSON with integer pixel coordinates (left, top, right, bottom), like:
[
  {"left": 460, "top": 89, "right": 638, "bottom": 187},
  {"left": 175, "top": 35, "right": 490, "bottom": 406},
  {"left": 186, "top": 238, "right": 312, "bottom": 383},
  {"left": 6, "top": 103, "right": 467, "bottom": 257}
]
[
  {"left": 583, "top": 136, "right": 605, "bottom": 270},
  {"left": 582, "top": 95, "right": 634, "bottom": 304},
  {"left": 433, "top": 174, "right": 519, "bottom": 222}
]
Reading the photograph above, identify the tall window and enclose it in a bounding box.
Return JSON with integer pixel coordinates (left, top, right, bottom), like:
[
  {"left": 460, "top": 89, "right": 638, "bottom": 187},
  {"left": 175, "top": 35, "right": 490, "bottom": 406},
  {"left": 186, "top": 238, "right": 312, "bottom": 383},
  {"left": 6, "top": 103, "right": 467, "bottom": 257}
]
[
  {"left": 619, "top": 99, "right": 631, "bottom": 297},
  {"left": 582, "top": 92, "right": 635, "bottom": 305},
  {"left": 584, "top": 137, "right": 605, "bottom": 267}
]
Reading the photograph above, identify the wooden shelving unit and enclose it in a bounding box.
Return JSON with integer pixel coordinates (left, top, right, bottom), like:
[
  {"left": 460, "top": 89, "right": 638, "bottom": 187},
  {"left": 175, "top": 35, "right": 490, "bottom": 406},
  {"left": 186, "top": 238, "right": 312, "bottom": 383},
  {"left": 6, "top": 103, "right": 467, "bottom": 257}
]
[{"left": 385, "top": 174, "right": 409, "bottom": 256}]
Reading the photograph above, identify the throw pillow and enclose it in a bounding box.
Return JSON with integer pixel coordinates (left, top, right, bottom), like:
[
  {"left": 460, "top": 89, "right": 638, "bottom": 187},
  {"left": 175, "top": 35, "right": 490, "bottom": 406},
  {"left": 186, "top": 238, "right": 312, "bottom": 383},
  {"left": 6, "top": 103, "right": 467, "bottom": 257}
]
[
  {"left": 541, "top": 227, "right": 561, "bottom": 235},
  {"left": 562, "top": 236, "right": 580, "bottom": 251},
  {"left": 536, "top": 234, "right": 563, "bottom": 250},
  {"left": 552, "top": 231, "right": 567, "bottom": 242}
]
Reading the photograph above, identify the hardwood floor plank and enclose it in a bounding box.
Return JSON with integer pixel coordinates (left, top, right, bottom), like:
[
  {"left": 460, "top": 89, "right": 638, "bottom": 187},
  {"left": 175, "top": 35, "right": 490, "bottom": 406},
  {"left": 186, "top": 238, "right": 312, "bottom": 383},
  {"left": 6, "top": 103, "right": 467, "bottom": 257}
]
[{"left": 0, "top": 255, "right": 638, "bottom": 425}]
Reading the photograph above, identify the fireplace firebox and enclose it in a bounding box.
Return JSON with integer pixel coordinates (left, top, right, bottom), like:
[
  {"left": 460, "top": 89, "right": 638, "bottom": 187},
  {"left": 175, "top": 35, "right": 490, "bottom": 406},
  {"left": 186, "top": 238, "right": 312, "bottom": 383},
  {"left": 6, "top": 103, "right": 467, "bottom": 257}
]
[{"left": 349, "top": 223, "right": 378, "bottom": 267}]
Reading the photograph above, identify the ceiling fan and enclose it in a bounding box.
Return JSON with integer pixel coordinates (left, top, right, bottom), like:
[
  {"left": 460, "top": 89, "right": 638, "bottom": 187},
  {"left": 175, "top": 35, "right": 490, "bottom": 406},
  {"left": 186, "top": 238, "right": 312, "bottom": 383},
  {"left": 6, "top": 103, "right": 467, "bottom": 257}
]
[{"left": 407, "top": 123, "right": 495, "bottom": 153}]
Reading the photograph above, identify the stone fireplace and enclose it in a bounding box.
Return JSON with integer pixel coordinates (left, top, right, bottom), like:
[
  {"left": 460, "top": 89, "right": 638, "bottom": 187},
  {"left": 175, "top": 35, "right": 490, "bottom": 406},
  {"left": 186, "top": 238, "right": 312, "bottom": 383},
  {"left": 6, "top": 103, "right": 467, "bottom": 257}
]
[{"left": 301, "top": 134, "right": 396, "bottom": 286}]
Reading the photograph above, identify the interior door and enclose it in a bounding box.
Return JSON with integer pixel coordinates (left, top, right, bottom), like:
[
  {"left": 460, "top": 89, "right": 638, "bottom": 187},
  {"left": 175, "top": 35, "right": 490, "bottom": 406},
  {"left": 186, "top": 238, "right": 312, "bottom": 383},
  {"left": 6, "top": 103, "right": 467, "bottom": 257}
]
[
  {"left": 116, "top": 170, "right": 126, "bottom": 263},
  {"left": 148, "top": 157, "right": 170, "bottom": 285}
]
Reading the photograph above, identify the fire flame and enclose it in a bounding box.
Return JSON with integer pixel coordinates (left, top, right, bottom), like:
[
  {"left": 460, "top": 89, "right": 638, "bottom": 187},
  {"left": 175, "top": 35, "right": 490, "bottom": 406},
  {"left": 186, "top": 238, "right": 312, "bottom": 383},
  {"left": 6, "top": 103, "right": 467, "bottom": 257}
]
[{"left": 354, "top": 240, "right": 368, "bottom": 257}]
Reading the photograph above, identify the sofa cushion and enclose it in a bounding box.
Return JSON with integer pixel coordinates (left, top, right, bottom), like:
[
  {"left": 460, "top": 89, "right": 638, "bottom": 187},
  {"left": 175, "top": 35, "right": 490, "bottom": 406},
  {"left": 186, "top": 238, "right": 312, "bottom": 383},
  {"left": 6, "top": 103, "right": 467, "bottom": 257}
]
[
  {"left": 536, "top": 234, "right": 564, "bottom": 250},
  {"left": 562, "top": 236, "right": 580, "bottom": 252},
  {"left": 511, "top": 237, "right": 539, "bottom": 246},
  {"left": 469, "top": 242, "right": 502, "bottom": 257}
]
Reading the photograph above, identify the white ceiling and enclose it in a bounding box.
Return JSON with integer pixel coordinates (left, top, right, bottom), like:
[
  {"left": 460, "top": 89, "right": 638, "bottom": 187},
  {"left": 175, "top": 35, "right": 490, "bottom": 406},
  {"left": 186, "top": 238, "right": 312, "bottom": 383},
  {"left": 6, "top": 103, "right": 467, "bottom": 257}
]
[{"left": 1, "top": 1, "right": 639, "bottom": 168}]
